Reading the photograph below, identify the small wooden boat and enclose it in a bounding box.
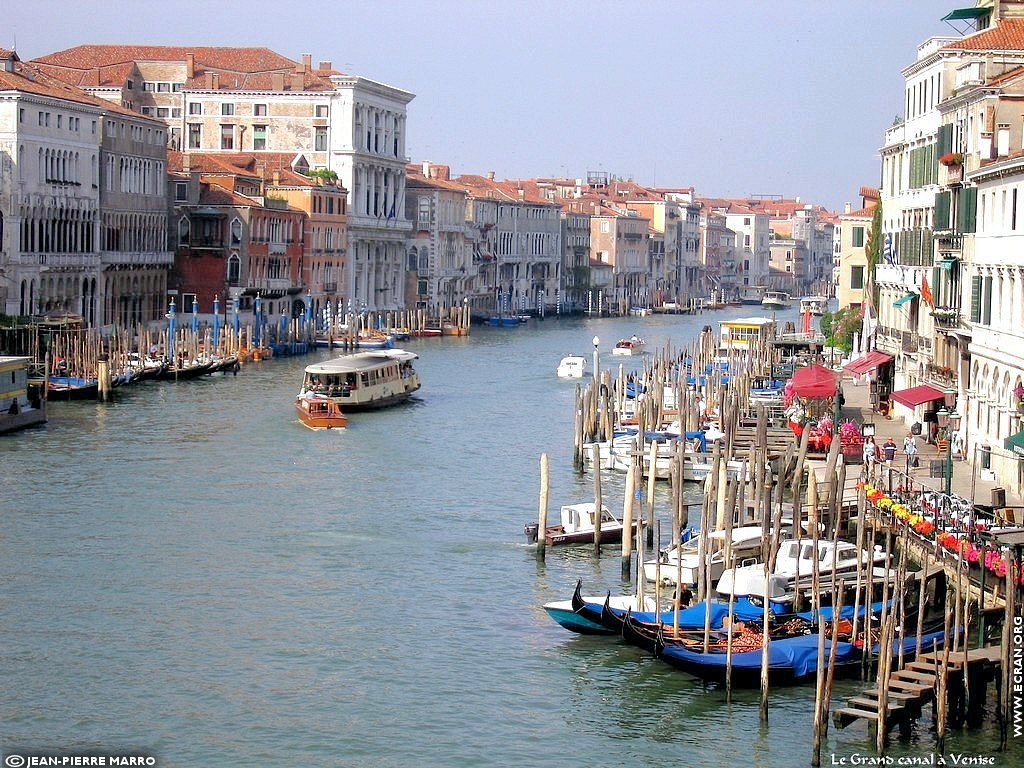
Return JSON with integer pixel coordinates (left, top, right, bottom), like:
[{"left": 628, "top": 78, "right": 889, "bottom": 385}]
[
  {"left": 524, "top": 502, "right": 638, "bottom": 546},
  {"left": 612, "top": 335, "right": 646, "bottom": 356},
  {"left": 46, "top": 375, "right": 99, "bottom": 400},
  {"left": 295, "top": 394, "right": 348, "bottom": 430},
  {"left": 356, "top": 330, "right": 392, "bottom": 349}
]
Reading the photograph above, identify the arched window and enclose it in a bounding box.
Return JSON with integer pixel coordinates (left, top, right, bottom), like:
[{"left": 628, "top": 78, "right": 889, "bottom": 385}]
[
  {"left": 231, "top": 218, "right": 242, "bottom": 245},
  {"left": 407, "top": 246, "right": 418, "bottom": 271},
  {"left": 227, "top": 253, "right": 240, "bottom": 285},
  {"left": 178, "top": 217, "right": 190, "bottom": 245}
]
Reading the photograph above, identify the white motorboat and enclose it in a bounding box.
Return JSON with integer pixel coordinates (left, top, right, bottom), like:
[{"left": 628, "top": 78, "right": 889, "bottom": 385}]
[
  {"left": 761, "top": 291, "right": 792, "bottom": 310},
  {"left": 715, "top": 538, "right": 887, "bottom": 610},
  {"left": 643, "top": 526, "right": 766, "bottom": 587},
  {"left": 799, "top": 296, "right": 828, "bottom": 316},
  {"left": 524, "top": 502, "right": 639, "bottom": 547},
  {"left": 556, "top": 354, "right": 588, "bottom": 379},
  {"left": 612, "top": 335, "right": 646, "bottom": 356},
  {"left": 299, "top": 349, "right": 420, "bottom": 411}
]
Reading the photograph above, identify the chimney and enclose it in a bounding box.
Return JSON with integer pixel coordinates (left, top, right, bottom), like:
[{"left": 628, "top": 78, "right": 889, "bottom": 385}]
[
  {"left": 301, "top": 53, "right": 312, "bottom": 72},
  {"left": 422, "top": 161, "right": 430, "bottom": 176},
  {"left": 435, "top": 165, "right": 449, "bottom": 181},
  {"left": 318, "top": 60, "right": 332, "bottom": 72},
  {"left": 209, "top": 72, "right": 219, "bottom": 90},
  {"left": 272, "top": 170, "right": 280, "bottom": 186},
  {"left": 486, "top": 170, "right": 495, "bottom": 180},
  {"left": 271, "top": 72, "right": 285, "bottom": 91},
  {"left": 844, "top": 202, "right": 851, "bottom": 214},
  {"left": 186, "top": 52, "right": 195, "bottom": 79},
  {"left": 290, "top": 73, "right": 304, "bottom": 91}
]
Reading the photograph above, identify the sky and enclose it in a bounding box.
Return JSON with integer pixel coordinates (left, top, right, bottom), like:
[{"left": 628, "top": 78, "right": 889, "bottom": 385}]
[{"left": 8, "top": 0, "right": 966, "bottom": 210}]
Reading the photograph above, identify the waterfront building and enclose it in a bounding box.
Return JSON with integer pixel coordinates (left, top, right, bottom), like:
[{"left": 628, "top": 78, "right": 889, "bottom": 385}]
[
  {"left": 587, "top": 202, "right": 650, "bottom": 313},
  {"left": 698, "top": 198, "right": 771, "bottom": 292},
  {"left": 167, "top": 152, "right": 305, "bottom": 319},
  {"left": 559, "top": 206, "right": 592, "bottom": 313},
  {"left": 698, "top": 206, "right": 738, "bottom": 301},
  {"left": 34, "top": 46, "right": 414, "bottom": 312},
  {"left": 404, "top": 163, "right": 474, "bottom": 312},
  {"left": 835, "top": 195, "right": 877, "bottom": 311},
  {"left": 768, "top": 233, "right": 808, "bottom": 293},
  {"left": 0, "top": 50, "right": 170, "bottom": 324},
  {"left": 454, "top": 173, "right": 561, "bottom": 315}
]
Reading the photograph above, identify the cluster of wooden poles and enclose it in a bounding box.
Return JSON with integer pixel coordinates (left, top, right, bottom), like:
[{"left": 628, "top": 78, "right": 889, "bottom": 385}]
[
  {"left": 540, "top": 323, "right": 1017, "bottom": 763},
  {"left": 319, "top": 305, "right": 472, "bottom": 346}
]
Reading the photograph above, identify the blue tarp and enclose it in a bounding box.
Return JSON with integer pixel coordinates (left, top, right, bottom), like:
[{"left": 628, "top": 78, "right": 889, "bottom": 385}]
[{"left": 683, "top": 431, "right": 707, "bottom": 452}]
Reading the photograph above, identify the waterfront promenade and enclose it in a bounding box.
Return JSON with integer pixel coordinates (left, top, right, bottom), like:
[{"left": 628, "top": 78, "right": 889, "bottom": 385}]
[{"left": 838, "top": 372, "right": 1023, "bottom": 511}]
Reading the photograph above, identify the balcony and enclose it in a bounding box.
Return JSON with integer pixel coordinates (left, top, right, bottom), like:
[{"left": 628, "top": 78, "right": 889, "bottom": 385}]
[
  {"left": 191, "top": 237, "right": 224, "bottom": 250},
  {"left": 924, "top": 362, "right": 958, "bottom": 390},
  {"left": 323, "top": 282, "right": 338, "bottom": 293},
  {"left": 900, "top": 330, "right": 918, "bottom": 353},
  {"left": 935, "top": 232, "right": 962, "bottom": 252},
  {"left": 931, "top": 306, "right": 961, "bottom": 330},
  {"left": 101, "top": 250, "right": 175, "bottom": 267},
  {"left": 269, "top": 241, "right": 287, "bottom": 254}
]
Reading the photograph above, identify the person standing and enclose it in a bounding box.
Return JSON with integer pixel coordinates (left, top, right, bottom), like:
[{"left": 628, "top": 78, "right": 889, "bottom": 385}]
[
  {"left": 903, "top": 432, "right": 919, "bottom": 474},
  {"left": 883, "top": 437, "right": 897, "bottom": 467},
  {"left": 863, "top": 435, "right": 878, "bottom": 479}
]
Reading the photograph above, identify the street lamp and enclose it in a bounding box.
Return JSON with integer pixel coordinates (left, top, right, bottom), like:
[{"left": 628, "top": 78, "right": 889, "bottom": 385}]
[
  {"left": 592, "top": 335, "right": 600, "bottom": 381},
  {"left": 935, "top": 400, "right": 962, "bottom": 496}
]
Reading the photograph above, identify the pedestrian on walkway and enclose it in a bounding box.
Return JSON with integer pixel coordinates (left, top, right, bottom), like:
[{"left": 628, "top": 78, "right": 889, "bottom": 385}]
[
  {"left": 883, "top": 437, "right": 897, "bottom": 467},
  {"left": 863, "top": 435, "right": 878, "bottom": 479},
  {"left": 903, "top": 432, "right": 919, "bottom": 475}
]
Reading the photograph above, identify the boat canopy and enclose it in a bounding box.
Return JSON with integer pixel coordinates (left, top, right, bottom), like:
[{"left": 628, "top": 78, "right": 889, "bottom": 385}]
[{"left": 304, "top": 349, "right": 417, "bottom": 375}]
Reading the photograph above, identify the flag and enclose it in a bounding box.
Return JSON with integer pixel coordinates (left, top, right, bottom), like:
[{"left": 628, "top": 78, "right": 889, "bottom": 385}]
[
  {"left": 387, "top": 199, "right": 396, "bottom": 222},
  {"left": 921, "top": 271, "right": 934, "bottom": 308},
  {"left": 883, "top": 233, "right": 895, "bottom": 265}
]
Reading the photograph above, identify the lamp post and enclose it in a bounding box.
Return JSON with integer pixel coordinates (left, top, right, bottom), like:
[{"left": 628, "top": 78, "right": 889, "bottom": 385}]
[
  {"left": 935, "top": 389, "right": 962, "bottom": 497},
  {"left": 592, "top": 335, "right": 600, "bottom": 382}
]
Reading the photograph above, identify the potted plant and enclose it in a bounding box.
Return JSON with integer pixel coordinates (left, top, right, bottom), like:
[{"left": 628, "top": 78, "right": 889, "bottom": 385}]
[
  {"left": 939, "top": 152, "right": 964, "bottom": 166},
  {"left": 1015, "top": 383, "right": 1024, "bottom": 410}
]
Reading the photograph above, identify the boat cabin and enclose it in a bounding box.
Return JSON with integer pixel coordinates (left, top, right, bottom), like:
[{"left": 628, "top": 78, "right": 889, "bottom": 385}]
[
  {"left": 299, "top": 349, "right": 420, "bottom": 411},
  {"left": 718, "top": 317, "right": 775, "bottom": 352}
]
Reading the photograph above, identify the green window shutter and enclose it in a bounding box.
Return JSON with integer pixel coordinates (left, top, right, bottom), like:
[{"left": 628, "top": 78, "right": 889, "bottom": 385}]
[
  {"left": 963, "top": 187, "right": 978, "bottom": 233},
  {"left": 937, "top": 124, "right": 953, "bottom": 157},
  {"left": 982, "top": 275, "right": 993, "bottom": 324},
  {"left": 935, "top": 191, "right": 950, "bottom": 230},
  {"left": 970, "top": 275, "right": 982, "bottom": 322},
  {"left": 933, "top": 266, "right": 941, "bottom": 306},
  {"left": 852, "top": 227, "right": 864, "bottom": 248}
]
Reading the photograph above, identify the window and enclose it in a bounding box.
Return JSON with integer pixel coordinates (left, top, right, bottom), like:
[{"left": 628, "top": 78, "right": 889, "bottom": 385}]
[
  {"left": 172, "top": 83, "right": 183, "bottom": 92},
  {"left": 231, "top": 219, "right": 242, "bottom": 245},
  {"left": 157, "top": 107, "right": 170, "bottom": 118},
  {"left": 188, "top": 124, "right": 201, "bottom": 149},
  {"left": 188, "top": 102, "right": 201, "bottom": 115},
  {"left": 178, "top": 218, "right": 190, "bottom": 245},
  {"left": 174, "top": 182, "right": 188, "bottom": 202},
  {"left": 18, "top": 108, "right": 23, "bottom": 123},
  {"left": 744, "top": 218, "right": 750, "bottom": 226},
  {"left": 220, "top": 124, "right": 234, "bottom": 150},
  {"left": 222, "top": 103, "right": 235, "bottom": 116},
  {"left": 171, "top": 108, "right": 182, "bottom": 118},
  {"left": 254, "top": 103, "right": 267, "bottom": 117},
  {"left": 126, "top": 78, "right": 134, "bottom": 90},
  {"left": 315, "top": 105, "right": 329, "bottom": 117},
  {"left": 141, "top": 107, "right": 154, "bottom": 116},
  {"left": 143, "top": 82, "right": 156, "bottom": 91},
  {"left": 600, "top": 221, "right": 610, "bottom": 234},
  {"left": 57, "top": 115, "right": 63, "bottom": 128},
  {"left": 850, "top": 265, "right": 865, "bottom": 290},
  {"left": 315, "top": 126, "right": 328, "bottom": 151},
  {"left": 157, "top": 82, "right": 171, "bottom": 92},
  {"left": 852, "top": 227, "right": 865, "bottom": 247},
  {"left": 227, "top": 254, "right": 240, "bottom": 285},
  {"left": 253, "top": 125, "right": 267, "bottom": 151}
]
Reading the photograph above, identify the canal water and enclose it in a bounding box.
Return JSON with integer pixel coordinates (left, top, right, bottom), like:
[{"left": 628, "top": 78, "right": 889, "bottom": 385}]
[{"left": 1, "top": 308, "right": 1019, "bottom": 767}]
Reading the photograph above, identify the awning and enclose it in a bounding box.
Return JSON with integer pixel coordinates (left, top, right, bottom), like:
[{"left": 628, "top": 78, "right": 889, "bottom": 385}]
[
  {"left": 937, "top": 257, "right": 957, "bottom": 270},
  {"left": 844, "top": 350, "right": 894, "bottom": 376},
  {"left": 893, "top": 293, "right": 918, "bottom": 308},
  {"left": 942, "top": 7, "right": 989, "bottom": 21},
  {"left": 1004, "top": 429, "right": 1024, "bottom": 458},
  {"left": 791, "top": 364, "right": 840, "bottom": 399},
  {"left": 890, "top": 384, "right": 947, "bottom": 408}
]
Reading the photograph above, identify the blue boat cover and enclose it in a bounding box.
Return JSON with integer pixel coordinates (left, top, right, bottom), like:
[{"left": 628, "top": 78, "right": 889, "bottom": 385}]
[
  {"left": 683, "top": 431, "right": 707, "bottom": 452},
  {"left": 796, "top": 600, "right": 889, "bottom": 623}
]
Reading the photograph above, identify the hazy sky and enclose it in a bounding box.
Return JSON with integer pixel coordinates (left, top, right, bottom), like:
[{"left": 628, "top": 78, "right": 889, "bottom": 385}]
[{"left": 9, "top": 0, "right": 963, "bottom": 210}]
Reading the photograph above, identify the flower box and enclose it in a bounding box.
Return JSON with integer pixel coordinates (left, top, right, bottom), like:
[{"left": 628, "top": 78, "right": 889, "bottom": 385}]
[{"left": 939, "top": 152, "right": 963, "bottom": 167}]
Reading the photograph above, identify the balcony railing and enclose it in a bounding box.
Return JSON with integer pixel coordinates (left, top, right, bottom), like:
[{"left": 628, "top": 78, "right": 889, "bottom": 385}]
[
  {"left": 931, "top": 306, "right": 961, "bottom": 329},
  {"left": 901, "top": 330, "right": 918, "bottom": 353},
  {"left": 323, "top": 282, "right": 337, "bottom": 293}
]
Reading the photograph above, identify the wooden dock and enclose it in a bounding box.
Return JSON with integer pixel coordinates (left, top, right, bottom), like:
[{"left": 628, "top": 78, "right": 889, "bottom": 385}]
[{"left": 833, "top": 645, "right": 1004, "bottom": 730}]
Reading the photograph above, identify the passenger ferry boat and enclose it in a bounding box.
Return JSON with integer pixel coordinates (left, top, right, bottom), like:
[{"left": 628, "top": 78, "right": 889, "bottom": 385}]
[
  {"left": 799, "top": 295, "right": 828, "bottom": 316},
  {"left": 298, "top": 349, "right": 421, "bottom": 411},
  {"left": 295, "top": 394, "right": 348, "bottom": 430},
  {"left": 0, "top": 356, "right": 46, "bottom": 434},
  {"left": 718, "top": 317, "right": 776, "bottom": 352},
  {"left": 761, "top": 291, "right": 792, "bottom": 310}
]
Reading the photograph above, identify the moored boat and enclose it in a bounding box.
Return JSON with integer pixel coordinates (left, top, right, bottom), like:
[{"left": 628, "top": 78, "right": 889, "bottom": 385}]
[
  {"left": 295, "top": 394, "right": 348, "bottom": 430},
  {"left": 524, "top": 502, "right": 638, "bottom": 546},
  {"left": 298, "top": 349, "right": 421, "bottom": 411},
  {"left": 356, "top": 330, "right": 392, "bottom": 349},
  {"left": 799, "top": 295, "right": 828, "bottom": 316},
  {"left": 0, "top": 356, "right": 46, "bottom": 433}
]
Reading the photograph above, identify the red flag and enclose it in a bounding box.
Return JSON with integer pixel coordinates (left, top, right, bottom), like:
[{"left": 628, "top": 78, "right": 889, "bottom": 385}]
[{"left": 921, "top": 271, "right": 934, "bottom": 308}]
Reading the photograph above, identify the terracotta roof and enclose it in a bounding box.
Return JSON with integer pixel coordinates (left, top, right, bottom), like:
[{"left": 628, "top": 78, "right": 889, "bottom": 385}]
[
  {"left": 406, "top": 171, "right": 467, "bottom": 194},
  {"left": 841, "top": 202, "right": 877, "bottom": 220},
  {"left": 199, "top": 181, "right": 260, "bottom": 207},
  {"left": 169, "top": 151, "right": 345, "bottom": 191},
  {"left": 943, "top": 19, "right": 1024, "bottom": 51},
  {"left": 0, "top": 60, "right": 161, "bottom": 122},
  {"left": 454, "top": 174, "right": 555, "bottom": 206},
  {"left": 32, "top": 45, "right": 340, "bottom": 92},
  {"left": 987, "top": 65, "right": 1024, "bottom": 86}
]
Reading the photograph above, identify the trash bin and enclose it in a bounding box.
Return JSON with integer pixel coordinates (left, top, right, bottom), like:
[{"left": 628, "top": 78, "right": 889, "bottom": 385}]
[{"left": 992, "top": 487, "right": 1006, "bottom": 509}]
